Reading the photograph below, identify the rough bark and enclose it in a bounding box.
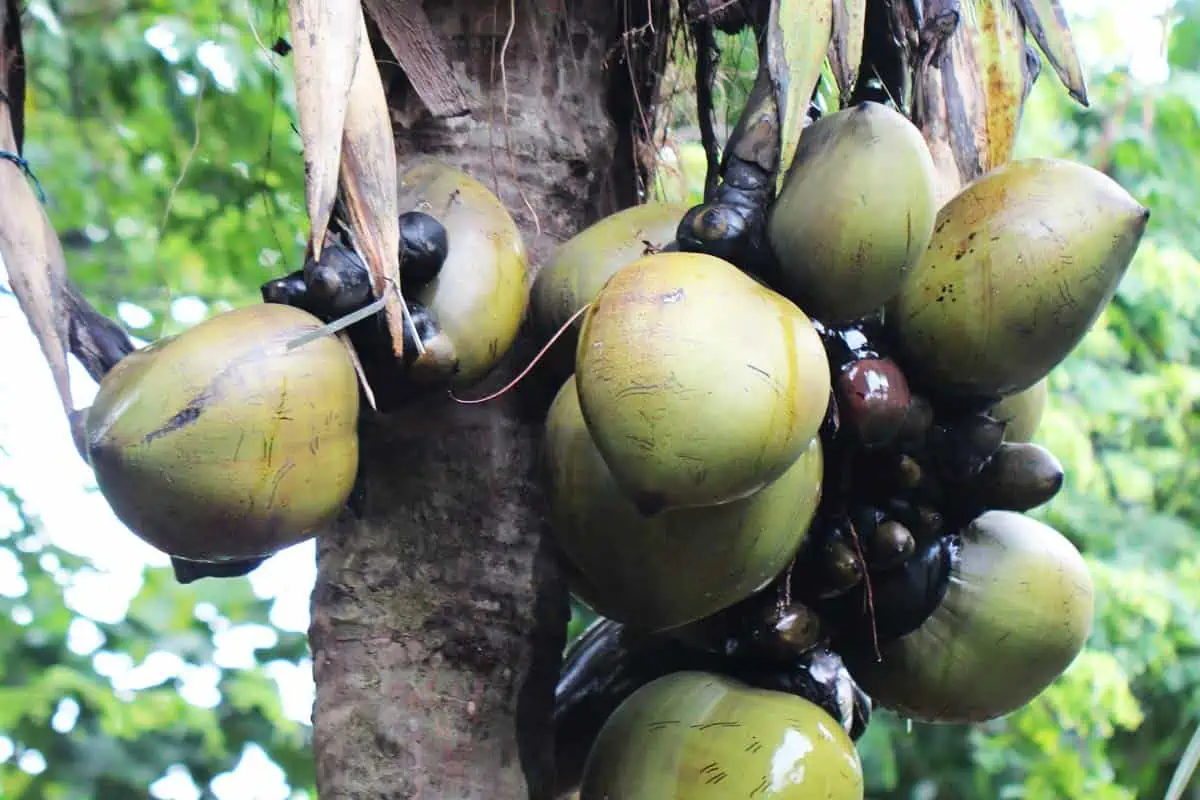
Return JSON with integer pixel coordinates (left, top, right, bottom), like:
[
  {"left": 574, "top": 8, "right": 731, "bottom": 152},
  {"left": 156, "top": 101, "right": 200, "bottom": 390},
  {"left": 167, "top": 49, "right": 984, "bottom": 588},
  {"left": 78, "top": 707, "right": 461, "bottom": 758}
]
[{"left": 308, "top": 2, "right": 669, "bottom": 798}]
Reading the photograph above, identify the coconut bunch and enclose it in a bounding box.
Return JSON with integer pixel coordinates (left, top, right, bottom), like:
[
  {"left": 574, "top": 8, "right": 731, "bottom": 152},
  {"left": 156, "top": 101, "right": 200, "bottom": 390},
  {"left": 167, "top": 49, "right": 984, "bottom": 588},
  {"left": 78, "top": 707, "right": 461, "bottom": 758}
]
[
  {"left": 68, "top": 4, "right": 529, "bottom": 584},
  {"left": 535, "top": 97, "right": 1147, "bottom": 798}
]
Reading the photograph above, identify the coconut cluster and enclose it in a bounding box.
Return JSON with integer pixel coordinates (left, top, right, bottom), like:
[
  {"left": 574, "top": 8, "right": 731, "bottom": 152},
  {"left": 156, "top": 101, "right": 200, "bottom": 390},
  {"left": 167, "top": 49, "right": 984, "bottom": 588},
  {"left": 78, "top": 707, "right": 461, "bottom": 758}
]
[
  {"left": 73, "top": 93, "right": 1146, "bottom": 800},
  {"left": 533, "top": 101, "right": 1148, "bottom": 797},
  {"left": 80, "top": 162, "right": 531, "bottom": 583}
]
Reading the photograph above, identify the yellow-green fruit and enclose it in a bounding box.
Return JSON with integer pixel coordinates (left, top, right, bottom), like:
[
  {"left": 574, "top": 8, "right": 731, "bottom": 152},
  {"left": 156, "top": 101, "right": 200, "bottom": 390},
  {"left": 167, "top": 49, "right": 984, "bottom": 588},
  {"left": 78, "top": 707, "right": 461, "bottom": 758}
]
[
  {"left": 580, "top": 671, "right": 864, "bottom": 799},
  {"left": 397, "top": 159, "right": 529, "bottom": 387},
  {"left": 546, "top": 376, "right": 822, "bottom": 633},
  {"left": 889, "top": 158, "right": 1150, "bottom": 399},
  {"left": 847, "top": 511, "right": 1094, "bottom": 723},
  {"left": 85, "top": 304, "right": 360, "bottom": 562},
  {"left": 530, "top": 201, "right": 689, "bottom": 374},
  {"left": 991, "top": 378, "right": 1048, "bottom": 442},
  {"left": 766, "top": 101, "right": 938, "bottom": 324},
  {"left": 575, "top": 251, "right": 830, "bottom": 513}
]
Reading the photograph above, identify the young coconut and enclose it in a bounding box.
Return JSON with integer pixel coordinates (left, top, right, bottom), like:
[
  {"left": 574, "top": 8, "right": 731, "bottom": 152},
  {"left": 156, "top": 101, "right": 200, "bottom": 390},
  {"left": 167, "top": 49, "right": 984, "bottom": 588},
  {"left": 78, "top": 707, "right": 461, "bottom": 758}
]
[
  {"left": 990, "top": 377, "right": 1049, "bottom": 442},
  {"left": 546, "top": 376, "right": 822, "bottom": 633},
  {"left": 766, "top": 101, "right": 938, "bottom": 324},
  {"left": 85, "top": 304, "right": 360, "bottom": 563},
  {"left": 579, "top": 671, "right": 864, "bottom": 800},
  {"left": 845, "top": 510, "right": 1094, "bottom": 724},
  {"left": 575, "top": 250, "right": 831, "bottom": 513},
  {"left": 530, "top": 201, "right": 689, "bottom": 376},
  {"left": 395, "top": 159, "right": 529, "bottom": 388},
  {"left": 888, "top": 157, "right": 1150, "bottom": 400}
]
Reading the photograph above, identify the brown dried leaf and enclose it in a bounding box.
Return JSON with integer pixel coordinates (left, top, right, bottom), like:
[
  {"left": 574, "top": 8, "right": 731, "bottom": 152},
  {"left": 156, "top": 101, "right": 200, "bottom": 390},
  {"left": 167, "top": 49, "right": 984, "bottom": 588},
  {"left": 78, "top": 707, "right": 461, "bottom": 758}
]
[
  {"left": 361, "top": 0, "right": 469, "bottom": 118},
  {"left": 0, "top": 101, "right": 73, "bottom": 425},
  {"left": 288, "top": 0, "right": 362, "bottom": 261},
  {"left": 339, "top": 15, "right": 405, "bottom": 359},
  {"left": 909, "top": 0, "right": 1033, "bottom": 203},
  {"left": 828, "top": 0, "right": 867, "bottom": 104}
]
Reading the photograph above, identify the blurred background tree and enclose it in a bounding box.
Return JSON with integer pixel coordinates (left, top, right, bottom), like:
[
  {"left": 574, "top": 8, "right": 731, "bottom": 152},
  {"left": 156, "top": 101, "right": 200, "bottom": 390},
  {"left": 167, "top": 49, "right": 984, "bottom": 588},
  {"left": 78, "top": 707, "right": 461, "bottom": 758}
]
[{"left": 0, "top": 0, "right": 1196, "bottom": 798}]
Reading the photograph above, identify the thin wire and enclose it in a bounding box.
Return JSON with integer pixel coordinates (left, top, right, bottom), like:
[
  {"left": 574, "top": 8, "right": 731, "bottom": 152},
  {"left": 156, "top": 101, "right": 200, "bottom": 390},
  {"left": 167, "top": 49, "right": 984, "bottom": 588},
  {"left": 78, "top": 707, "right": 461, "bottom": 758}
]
[
  {"left": 284, "top": 279, "right": 398, "bottom": 352},
  {"left": 451, "top": 303, "right": 591, "bottom": 405},
  {"left": 0, "top": 151, "right": 47, "bottom": 203}
]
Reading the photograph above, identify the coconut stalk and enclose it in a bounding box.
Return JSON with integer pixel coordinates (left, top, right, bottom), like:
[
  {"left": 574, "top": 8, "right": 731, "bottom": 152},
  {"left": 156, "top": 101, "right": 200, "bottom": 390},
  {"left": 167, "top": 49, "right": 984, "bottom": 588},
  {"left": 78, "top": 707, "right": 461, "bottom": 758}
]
[
  {"left": 287, "top": 0, "right": 363, "bottom": 262},
  {"left": 338, "top": 15, "right": 407, "bottom": 358}
]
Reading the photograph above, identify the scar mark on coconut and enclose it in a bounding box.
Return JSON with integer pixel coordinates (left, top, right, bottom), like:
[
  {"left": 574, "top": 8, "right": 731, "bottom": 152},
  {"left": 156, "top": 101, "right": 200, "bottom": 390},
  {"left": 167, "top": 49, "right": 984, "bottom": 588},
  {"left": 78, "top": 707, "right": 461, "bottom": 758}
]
[
  {"left": 140, "top": 342, "right": 287, "bottom": 445},
  {"left": 273, "top": 387, "right": 293, "bottom": 421},
  {"left": 266, "top": 460, "right": 295, "bottom": 510},
  {"left": 647, "top": 719, "right": 681, "bottom": 731},
  {"left": 690, "top": 720, "right": 741, "bottom": 730},
  {"left": 142, "top": 394, "right": 211, "bottom": 444}
]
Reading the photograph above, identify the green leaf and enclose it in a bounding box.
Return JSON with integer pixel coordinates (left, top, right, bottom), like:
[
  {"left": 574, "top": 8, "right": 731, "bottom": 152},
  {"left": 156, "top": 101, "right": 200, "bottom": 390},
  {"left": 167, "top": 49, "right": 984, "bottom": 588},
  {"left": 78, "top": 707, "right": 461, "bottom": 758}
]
[{"left": 767, "top": 0, "right": 833, "bottom": 183}]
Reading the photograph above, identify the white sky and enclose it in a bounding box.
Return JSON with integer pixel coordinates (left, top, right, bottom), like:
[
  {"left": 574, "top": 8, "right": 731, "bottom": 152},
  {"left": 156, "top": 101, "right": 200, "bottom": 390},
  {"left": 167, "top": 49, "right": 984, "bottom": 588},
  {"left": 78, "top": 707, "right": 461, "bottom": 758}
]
[{"left": 0, "top": 1, "right": 1175, "bottom": 796}]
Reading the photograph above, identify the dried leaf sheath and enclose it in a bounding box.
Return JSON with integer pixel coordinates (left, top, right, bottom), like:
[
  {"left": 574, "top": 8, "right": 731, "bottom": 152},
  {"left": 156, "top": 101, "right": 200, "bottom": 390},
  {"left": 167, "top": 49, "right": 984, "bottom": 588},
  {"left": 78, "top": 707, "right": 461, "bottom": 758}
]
[
  {"left": 1011, "top": 0, "right": 1088, "bottom": 105},
  {"left": 287, "top": 0, "right": 363, "bottom": 261},
  {"left": 0, "top": 101, "right": 74, "bottom": 426},
  {"left": 910, "top": 0, "right": 1034, "bottom": 202},
  {"left": 339, "top": 15, "right": 406, "bottom": 359},
  {"left": 829, "top": 0, "right": 867, "bottom": 104}
]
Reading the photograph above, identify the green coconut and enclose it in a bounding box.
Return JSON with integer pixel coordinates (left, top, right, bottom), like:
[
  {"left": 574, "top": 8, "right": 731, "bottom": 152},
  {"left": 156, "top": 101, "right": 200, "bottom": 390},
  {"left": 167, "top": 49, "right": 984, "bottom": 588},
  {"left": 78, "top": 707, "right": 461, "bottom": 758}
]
[
  {"left": 991, "top": 378, "right": 1049, "bottom": 442},
  {"left": 766, "top": 101, "right": 938, "bottom": 324},
  {"left": 546, "top": 376, "right": 822, "bottom": 632},
  {"left": 580, "top": 671, "right": 864, "bottom": 800},
  {"left": 85, "top": 303, "right": 360, "bottom": 562},
  {"left": 575, "top": 250, "right": 830, "bottom": 513},
  {"left": 396, "top": 159, "right": 529, "bottom": 387},
  {"left": 888, "top": 157, "right": 1150, "bottom": 399},
  {"left": 847, "top": 511, "right": 1094, "bottom": 723},
  {"left": 530, "top": 201, "right": 689, "bottom": 375}
]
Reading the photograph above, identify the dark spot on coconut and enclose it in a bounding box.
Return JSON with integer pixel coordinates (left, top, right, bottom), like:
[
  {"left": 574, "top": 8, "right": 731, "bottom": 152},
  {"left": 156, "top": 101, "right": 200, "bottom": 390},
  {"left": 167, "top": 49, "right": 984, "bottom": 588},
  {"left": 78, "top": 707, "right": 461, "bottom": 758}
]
[
  {"left": 634, "top": 492, "right": 667, "bottom": 517},
  {"left": 142, "top": 396, "right": 209, "bottom": 444}
]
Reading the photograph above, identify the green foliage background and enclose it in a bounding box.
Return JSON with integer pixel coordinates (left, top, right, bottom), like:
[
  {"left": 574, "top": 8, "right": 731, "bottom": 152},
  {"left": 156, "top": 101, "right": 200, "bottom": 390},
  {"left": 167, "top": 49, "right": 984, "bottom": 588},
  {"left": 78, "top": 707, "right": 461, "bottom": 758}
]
[{"left": 0, "top": 1, "right": 1196, "bottom": 798}]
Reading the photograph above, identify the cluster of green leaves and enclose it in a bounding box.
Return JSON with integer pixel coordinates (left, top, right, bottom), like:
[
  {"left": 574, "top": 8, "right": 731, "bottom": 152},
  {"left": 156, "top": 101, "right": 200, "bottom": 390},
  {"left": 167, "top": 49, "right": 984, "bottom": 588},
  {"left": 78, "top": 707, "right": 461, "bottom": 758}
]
[
  {"left": 0, "top": 489, "right": 314, "bottom": 798},
  {"left": 1, "top": 1, "right": 319, "bottom": 797},
  {"left": 22, "top": 0, "right": 307, "bottom": 330}
]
